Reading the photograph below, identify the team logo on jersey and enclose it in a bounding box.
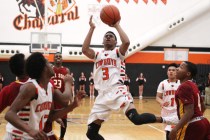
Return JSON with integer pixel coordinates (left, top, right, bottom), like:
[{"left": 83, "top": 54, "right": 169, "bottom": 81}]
[{"left": 14, "top": 0, "right": 79, "bottom": 30}]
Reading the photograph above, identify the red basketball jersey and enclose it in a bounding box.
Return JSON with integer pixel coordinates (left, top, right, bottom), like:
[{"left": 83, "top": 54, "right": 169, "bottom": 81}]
[
  {"left": 51, "top": 66, "right": 68, "bottom": 111},
  {"left": 175, "top": 80, "right": 203, "bottom": 119},
  {"left": 0, "top": 78, "right": 29, "bottom": 113},
  {"left": 51, "top": 66, "right": 68, "bottom": 93},
  {"left": 175, "top": 80, "right": 210, "bottom": 140}
]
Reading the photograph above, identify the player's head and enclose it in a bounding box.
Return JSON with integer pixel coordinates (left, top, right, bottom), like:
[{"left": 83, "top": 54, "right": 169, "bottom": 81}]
[
  {"left": 176, "top": 61, "right": 197, "bottom": 81},
  {"left": 26, "top": 52, "right": 54, "bottom": 80},
  {"left": 9, "top": 53, "right": 26, "bottom": 77},
  {"left": 103, "top": 31, "right": 117, "bottom": 50},
  {"left": 54, "top": 52, "right": 63, "bottom": 65},
  {"left": 167, "top": 63, "right": 178, "bottom": 80},
  {"left": 139, "top": 73, "right": 144, "bottom": 78}
]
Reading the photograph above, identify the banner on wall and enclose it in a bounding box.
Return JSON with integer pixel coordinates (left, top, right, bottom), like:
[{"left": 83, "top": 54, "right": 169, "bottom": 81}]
[
  {"left": 0, "top": 0, "right": 204, "bottom": 44},
  {"left": 13, "top": 0, "right": 169, "bottom": 31}
]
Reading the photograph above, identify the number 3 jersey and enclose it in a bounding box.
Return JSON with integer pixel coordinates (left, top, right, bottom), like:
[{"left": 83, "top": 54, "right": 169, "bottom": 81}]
[
  {"left": 6, "top": 79, "right": 53, "bottom": 139},
  {"left": 93, "top": 48, "right": 126, "bottom": 91}
]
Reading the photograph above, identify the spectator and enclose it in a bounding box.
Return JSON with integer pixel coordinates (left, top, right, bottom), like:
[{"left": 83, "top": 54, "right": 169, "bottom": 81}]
[
  {"left": 89, "top": 72, "right": 95, "bottom": 98},
  {"left": 205, "top": 73, "right": 210, "bottom": 105},
  {"left": 70, "top": 72, "right": 75, "bottom": 98},
  {"left": 79, "top": 72, "right": 86, "bottom": 92},
  {"left": 0, "top": 73, "right": 4, "bottom": 91},
  {"left": 136, "top": 72, "right": 146, "bottom": 99}
]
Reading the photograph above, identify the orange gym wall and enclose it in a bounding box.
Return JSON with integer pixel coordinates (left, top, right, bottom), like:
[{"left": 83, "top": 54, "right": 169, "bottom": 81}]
[{"left": 125, "top": 52, "right": 210, "bottom": 64}]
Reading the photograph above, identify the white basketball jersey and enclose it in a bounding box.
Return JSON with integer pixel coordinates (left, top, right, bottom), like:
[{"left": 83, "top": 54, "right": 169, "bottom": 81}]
[
  {"left": 157, "top": 79, "right": 180, "bottom": 112},
  {"left": 93, "top": 48, "right": 126, "bottom": 91},
  {"left": 6, "top": 79, "right": 53, "bottom": 139}
]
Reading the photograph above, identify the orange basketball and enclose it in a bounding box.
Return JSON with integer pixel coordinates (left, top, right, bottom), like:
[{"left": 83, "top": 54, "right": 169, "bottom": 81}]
[{"left": 100, "top": 5, "right": 121, "bottom": 26}]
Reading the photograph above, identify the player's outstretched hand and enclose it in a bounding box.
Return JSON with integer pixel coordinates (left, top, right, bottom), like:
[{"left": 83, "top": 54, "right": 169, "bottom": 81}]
[
  {"left": 63, "top": 74, "right": 73, "bottom": 85},
  {"left": 89, "top": 15, "right": 96, "bottom": 29},
  {"left": 71, "top": 90, "right": 86, "bottom": 109}
]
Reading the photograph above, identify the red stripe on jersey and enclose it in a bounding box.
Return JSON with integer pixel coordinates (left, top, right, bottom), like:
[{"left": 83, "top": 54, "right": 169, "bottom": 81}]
[
  {"left": 18, "top": 113, "right": 29, "bottom": 116},
  {"left": 12, "top": 130, "right": 23, "bottom": 135},
  {"left": 14, "top": 138, "right": 21, "bottom": 140},
  {"left": 39, "top": 117, "right": 43, "bottom": 130}
]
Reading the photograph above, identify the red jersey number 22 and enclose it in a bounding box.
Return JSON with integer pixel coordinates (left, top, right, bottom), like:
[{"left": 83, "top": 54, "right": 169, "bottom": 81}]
[{"left": 102, "top": 67, "right": 109, "bottom": 80}]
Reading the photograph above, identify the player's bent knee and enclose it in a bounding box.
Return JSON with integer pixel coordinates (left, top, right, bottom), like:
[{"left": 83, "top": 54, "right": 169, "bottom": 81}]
[
  {"left": 126, "top": 109, "right": 156, "bottom": 125},
  {"left": 86, "top": 123, "right": 105, "bottom": 140},
  {"left": 86, "top": 132, "right": 104, "bottom": 140}
]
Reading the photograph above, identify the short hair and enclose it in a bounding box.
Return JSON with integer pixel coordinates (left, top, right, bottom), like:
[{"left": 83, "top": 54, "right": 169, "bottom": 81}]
[
  {"left": 9, "top": 53, "right": 25, "bottom": 77},
  {"left": 54, "top": 52, "right": 62, "bottom": 58},
  {"left": 55, "top": 52, "right": 61, "bottom": 55},
  {"left": 184, "top": 61, "right": 197, "bottom": 78},
  {"left": 167, "top": 63, "right": 178, "bottom": 69},
  {"left": 26, "top": 52, "right": 46, "bottom": 80},
  {"left": 105, "top": 31, "right": 117, "bottom": 41}
]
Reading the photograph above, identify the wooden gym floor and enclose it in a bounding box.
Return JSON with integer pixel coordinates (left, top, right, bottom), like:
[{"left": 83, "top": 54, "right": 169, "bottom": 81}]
[{"left": 0, "top": 98, "right": 210, "bottom": 140}]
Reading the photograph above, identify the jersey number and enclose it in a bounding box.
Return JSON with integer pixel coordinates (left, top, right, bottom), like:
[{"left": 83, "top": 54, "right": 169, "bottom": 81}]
[
  {"left": 102, "top": 67, "right": 109, "bottom": 80},
  {"left": 39, "top": 114, "right": 48, "bottom": 130},
  {"left": 54, "top": 79, "right": 62, "bottom": 88},
  {"left": 171, "top": 97, "right": 175, "bottom": 106}
]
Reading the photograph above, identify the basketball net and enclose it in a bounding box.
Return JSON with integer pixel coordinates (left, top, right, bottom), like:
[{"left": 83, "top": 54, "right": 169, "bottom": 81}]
[{"left": 43, "top": 44, "right": 50, "bottom": 60}]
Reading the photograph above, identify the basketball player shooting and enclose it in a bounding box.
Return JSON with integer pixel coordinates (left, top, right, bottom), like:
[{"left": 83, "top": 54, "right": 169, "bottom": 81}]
[{"left": 82, "top": 15, "right": 163, "bottom": 140}]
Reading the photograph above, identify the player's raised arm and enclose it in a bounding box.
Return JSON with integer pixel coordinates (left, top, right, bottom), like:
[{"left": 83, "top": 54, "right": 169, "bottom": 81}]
[
  {"left": 82, "top": 15, "right": 96, "bottom": 60},
  {"left": 53, "top": 74, "right": 73, "bottom": 106},
  {"left": 113, "top": 21, "right": 130, "bottom": 56}
]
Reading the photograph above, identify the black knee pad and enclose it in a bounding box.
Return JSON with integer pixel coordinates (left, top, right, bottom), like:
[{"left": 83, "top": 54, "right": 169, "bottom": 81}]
[
  {"left": 86, "top": 123, "right": 104, "bottom": 140},
  {"left": 126, "top": 109, "right": 156, "bottom": 125}
]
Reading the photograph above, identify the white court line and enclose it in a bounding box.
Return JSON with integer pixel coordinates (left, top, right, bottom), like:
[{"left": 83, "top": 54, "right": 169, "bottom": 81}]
[{"left": 147, "top": 124, "right": 165, "bottom": 133}]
